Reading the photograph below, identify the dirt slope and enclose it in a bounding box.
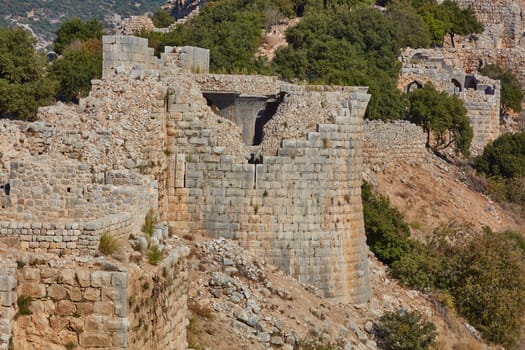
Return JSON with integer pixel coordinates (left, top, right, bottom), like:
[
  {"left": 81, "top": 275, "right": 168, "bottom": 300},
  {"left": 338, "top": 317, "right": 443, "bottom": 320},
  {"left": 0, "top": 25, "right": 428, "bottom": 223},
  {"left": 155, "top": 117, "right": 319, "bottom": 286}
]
[
  {"left": 365, "top": 155, "right": 523, "bottom": 241},
  {"left": 184, "top": 236, "right": 491, "bottom": 350}
]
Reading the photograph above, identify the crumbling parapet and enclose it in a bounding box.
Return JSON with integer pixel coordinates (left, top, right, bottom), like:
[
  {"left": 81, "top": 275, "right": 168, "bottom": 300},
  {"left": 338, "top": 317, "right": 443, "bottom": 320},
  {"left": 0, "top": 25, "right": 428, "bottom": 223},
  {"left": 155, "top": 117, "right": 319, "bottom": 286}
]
[{"left": 102, "top": 35, "right": 209, "bottom": 79}]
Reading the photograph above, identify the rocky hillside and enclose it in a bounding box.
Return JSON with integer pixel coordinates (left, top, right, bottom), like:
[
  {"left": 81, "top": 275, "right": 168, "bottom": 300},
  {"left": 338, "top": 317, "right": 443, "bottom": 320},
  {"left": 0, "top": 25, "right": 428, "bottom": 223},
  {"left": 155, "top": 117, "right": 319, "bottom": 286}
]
[
  {"left": 0, "top": 0, "right": 166, "bottom": 49},
  {"left": 185, "top": 236, "right": 493, "bottom": 350}
]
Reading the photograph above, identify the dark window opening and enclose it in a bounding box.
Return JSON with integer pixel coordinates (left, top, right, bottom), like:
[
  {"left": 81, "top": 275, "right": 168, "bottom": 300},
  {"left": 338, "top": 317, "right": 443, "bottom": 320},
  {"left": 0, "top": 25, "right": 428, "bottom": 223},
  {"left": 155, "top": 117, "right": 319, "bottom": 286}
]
[
  {"left": 253, "top": 92, "right": 286, "bottom": 145},
  {"left": 464, "top": 75, "right": 478, "bottom": 90},
  {"left": 248, "top": 153, "right": 262, "bottom": 164},
  {"left": 0, "top": 183, "right": 10, "bottom": 195},
  {"left": 451, "top": 79, "right": 462, "bottom": 94},
  {"left": 407, "top": 81, "right": 422, "bottom": 93},
  {"left": 485, "top": 86, "right": 495, "bottom": 95},
  {"left": 67, "top": 187, "right": 71, "bottom": 193}
]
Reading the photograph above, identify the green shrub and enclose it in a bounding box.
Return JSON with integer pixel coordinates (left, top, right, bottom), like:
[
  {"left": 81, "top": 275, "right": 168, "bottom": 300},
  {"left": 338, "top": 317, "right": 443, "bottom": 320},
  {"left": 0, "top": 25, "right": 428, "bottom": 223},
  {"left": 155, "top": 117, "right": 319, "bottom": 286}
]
[
  {"left": 17, "top": 295, "right": 33, "bottom": 316},
  {"left": 142, "top": 208, "right": 157, "bottom": 236},
  {"left": 98, "top": 232, "right": 119, "bottom": 255},
  {"left": 151, "top": 9, "right": 175, "bottom": 28},
  {"left": 475, "top": 133, "right": 525, "bottom": 179},
  {"left": 147, "top": 244, "right": 163, "bottom": 265},
  {"left": 375, "top": 310, "right": 436, "bottom": 350},
  {"left": 362, "top": 182, "right": 411, "bottom": 265},
  {"left": 445, "top": 230, "right": 525, "bottom": 348},
  {"left": 390, "top": 242, "right": 446, "bottom": 291}
]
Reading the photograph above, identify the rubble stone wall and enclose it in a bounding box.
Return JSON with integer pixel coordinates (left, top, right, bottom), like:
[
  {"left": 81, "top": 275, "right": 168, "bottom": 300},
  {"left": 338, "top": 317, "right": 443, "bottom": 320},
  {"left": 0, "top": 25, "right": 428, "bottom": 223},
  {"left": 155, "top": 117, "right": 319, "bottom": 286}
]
[
  {"left": 452, "top": 0, "right": 525, "bottom": 48},
  {"left": 363, "top": 120, "right": 429, "bottom": 171},
  {"left": 0, "top": 156, "right": 158, "bottom": 256},
  {"left": 14, "top": 264, "right": 129, "bottom": 349}
]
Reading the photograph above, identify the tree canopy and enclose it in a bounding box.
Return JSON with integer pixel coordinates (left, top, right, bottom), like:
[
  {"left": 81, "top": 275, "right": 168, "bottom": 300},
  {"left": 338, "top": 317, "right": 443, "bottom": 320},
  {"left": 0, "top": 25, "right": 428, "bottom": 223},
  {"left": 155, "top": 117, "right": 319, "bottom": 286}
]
[
  {"left": 408, "top": 83, "right": 472, "bottom": 156},
  {"left": 151, "top": 9, "right": 175, "bottom": 28},
  {"left": 50, "top": 39, "right": 102, "bottom": 102},
  {"left": 475, "top": 132, "right": 525, "bottom": 179},
  {"left": 51, "top": 19, "right": 103, "bottom": 102},
  {"left": 53, "top": 18, "right": 104, "bottom": 54},
  {"left": 0, "top": 28, "right": 56, "bottom": 119}
]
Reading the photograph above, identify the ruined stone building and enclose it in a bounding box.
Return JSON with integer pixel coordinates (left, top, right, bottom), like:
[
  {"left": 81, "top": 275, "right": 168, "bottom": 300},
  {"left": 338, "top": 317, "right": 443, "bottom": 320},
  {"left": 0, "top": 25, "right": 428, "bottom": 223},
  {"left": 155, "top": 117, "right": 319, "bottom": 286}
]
[
  {"left": 0, "top": 34, "right": 418, "bottom": 348},
  {"left": 399, "top": 48, "right": 501, "bottom": 155},
  {"left": 445, "top": 0, "right": 525, "bottom": 94}
]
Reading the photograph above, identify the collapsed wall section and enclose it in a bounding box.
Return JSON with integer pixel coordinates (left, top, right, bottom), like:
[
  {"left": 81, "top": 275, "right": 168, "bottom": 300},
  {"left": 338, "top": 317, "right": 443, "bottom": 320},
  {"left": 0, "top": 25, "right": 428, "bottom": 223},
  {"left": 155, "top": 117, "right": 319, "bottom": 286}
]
[{"left": 165, "top": 73, "right": 371, "bottom": 303}]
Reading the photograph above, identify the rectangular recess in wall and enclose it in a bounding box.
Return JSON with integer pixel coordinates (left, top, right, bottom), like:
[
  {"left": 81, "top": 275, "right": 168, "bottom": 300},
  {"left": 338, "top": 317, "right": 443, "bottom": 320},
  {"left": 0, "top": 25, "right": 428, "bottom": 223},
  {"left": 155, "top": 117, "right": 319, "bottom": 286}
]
[{"left": 175, "top": 154, "right": 186, "bottom": 188}]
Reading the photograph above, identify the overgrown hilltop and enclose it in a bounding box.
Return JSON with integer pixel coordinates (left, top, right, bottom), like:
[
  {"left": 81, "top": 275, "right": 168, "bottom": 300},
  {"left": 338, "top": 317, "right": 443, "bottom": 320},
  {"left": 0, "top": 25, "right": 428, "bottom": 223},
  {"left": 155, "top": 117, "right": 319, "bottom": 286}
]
[{"left": 0, "top": 0, "right": 166, "bottom": 49}]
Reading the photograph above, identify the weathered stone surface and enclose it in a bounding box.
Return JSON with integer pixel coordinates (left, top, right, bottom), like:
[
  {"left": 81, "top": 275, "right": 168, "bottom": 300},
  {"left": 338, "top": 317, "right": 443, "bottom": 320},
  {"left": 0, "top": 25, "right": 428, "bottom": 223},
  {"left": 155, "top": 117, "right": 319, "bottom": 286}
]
[
  {"left": 47, "top": 285, "right": 67, "bottom": 301},
  {"left": 80, "top": 332, "right": 111, "bottom": 347},
  {"left": 55, "top": 300, "right": 76, "bottom": 316}
]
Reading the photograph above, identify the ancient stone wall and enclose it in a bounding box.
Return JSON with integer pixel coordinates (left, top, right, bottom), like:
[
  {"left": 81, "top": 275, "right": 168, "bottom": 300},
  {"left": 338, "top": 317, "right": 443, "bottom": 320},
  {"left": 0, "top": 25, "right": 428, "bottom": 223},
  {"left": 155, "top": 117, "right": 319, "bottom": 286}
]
[
  {"left": 6, "top": 245, "right": 188, "bottom": 350},
  {"left": 399, "top": 48, "right": 501, "bottom": 155},
  {"left": 0, "top": 36, "right": 374, "bottom": 342},
  {"left": 103, "top": 35, "right": 209, "bottom": 78},
  {"left": 363, "top": 120, "right": 429, "bottom": 171},
  {"left": 127, "top": 247, "right": 189, "bottom": 350},
  {"left": 0, "top": 259, "right": 16, "bottom": 350},
  {"left": 162, "top": 70, "right": 371, "bottom": 303},
  {"left": 14, "top": 263, "right": 129, "bottom": 349},
  {"left": 452, "top": 0, "right": 525, "bottom": 48}
]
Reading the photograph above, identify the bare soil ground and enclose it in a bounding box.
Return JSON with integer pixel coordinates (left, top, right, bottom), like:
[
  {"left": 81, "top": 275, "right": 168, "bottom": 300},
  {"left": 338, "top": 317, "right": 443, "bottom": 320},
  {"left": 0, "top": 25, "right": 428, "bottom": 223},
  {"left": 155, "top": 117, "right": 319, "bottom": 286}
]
[{"left": 366, "top": 155, "right": 523, "bottom": 241}]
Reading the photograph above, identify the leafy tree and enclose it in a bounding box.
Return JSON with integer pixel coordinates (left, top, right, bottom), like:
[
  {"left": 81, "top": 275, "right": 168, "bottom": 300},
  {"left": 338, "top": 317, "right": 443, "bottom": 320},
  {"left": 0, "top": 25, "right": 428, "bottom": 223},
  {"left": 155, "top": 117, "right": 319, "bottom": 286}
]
[
  {"left": 446, "top": 230, "right": 525, "bottom": 347},
  {"left": 50, "top": 39, "right": 102, "bottom": 102},
  {"left": 408, "top": 83, "right": 472, "bottom": 156},
  {"left": 386, "top": 0, "right": 432, "bottom": 49},
  {"left": 274, "top": 5, "right": 406, "bottom": 120},
  {"left": 410, "top": 0, "right": 482, "bottom": 47},
  {"left": 375, "top": 310, "right": 437, "bottom": 350},
  {"left": 161, "top": 0, "right": 267, "bottom": 73},
  {"left": 480, "top": 64, "right": 523, "bottom": 113},
  {"left": 0, "top": 28, "right": 56, "bottom": 119},
  {"left": 475, "top": 132, "right": 525, "bottom": 178},
  {"left": 440, "top": 0, "right": 483, "bottom": 48},
  {"left": 151, "top": 9, "right": 175, "bottom": 28},
  {"left": 362, "top": 183, "right": 411, "bottom": 265},
  {"left": 54, "top": 18, "right": 104, "bottom": 54}
]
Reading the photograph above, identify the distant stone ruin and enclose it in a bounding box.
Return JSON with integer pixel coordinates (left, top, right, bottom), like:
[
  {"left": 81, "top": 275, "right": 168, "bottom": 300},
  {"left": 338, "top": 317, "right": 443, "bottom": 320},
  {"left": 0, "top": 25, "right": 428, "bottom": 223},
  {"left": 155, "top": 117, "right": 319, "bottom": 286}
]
[{"left": 399, "top": 48, "right": 501, "bottom": 155}]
